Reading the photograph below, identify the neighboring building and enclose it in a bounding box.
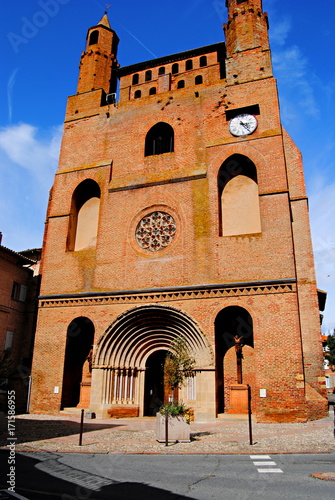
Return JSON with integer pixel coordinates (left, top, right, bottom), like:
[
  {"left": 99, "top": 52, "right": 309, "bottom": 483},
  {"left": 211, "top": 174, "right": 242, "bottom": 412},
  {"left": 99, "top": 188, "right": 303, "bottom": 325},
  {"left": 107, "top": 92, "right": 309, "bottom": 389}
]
[
  {"left": 322, "top": 334, "right": 335, "bottom": 393},
  {"left": 0, "top": 235, "right": 41, "bottom": 413},
  {"left": 30, "top": 0, "right": 327, "bottom": 422}
]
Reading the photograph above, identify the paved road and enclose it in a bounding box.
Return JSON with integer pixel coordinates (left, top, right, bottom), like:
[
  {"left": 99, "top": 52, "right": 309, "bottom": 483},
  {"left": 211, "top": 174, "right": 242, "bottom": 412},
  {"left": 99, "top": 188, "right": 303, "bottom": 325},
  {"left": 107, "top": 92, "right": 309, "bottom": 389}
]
[{"left": 1, "top": 450, "right": 335, "bottom": 499}]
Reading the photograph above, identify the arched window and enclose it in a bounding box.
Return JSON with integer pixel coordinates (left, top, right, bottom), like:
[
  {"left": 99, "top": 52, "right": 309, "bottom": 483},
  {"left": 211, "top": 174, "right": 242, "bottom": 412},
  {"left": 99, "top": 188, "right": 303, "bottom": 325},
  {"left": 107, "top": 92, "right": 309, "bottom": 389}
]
[
  {"left": 195, "top": 75, "right": 203, "bottom": 85},
  {"left": 145, "top": 122, "right": 174, "bottom": 157},
  {"left": 68, "top": 179, "right": 101, "bottom": 251},
  {"left": 177, "top": 80, "right": 185, "bottom": 89},
  {"left": 145, "top": 70, "right": 152, "bottom": 81},
  {"left": 199, "top": 55, "right": 207, "bottom": 67},
  {"left": 218, "top": 154, "right": 261, "bottom": 236},
  {"left": 172, "top": 63, "right": 179, "bottom": 74},
  {"left": 134, "top": 90, "right": 141, "bottom": 99},
  {"left": 186, "top": 59, "right": 193, "bottom": 70},
  {"left": 132, "top": 73, "right": 139, "bottom": 85},
  {"left": 158, "top": 67, "right": 166, "bottom": 75},
  {"left": 149, "top": 87, "right": 157, "bottom": 95},
  {"left": 89, "top": 30, "right": 99, "bottom": 46}
]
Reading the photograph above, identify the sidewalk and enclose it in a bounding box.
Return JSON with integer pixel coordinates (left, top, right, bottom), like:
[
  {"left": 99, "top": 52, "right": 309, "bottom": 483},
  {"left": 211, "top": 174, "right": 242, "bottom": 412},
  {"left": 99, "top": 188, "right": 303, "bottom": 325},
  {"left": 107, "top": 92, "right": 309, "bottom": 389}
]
[{"left": 1, "top": 410, "right": 334, "bottom": 456}]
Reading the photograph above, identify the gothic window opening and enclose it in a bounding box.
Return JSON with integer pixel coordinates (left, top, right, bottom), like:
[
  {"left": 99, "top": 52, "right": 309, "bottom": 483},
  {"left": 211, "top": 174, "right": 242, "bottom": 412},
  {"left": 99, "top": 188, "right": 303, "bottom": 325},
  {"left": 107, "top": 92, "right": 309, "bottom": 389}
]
[
  {"left": 134, "top": 90, "right": 141, "bottom": 99},
  {"left": 172, "top": 63, "right": 179, "bottom": 74},
  {"left": 218, "top": 154, "right": 261, "bottom": 236},
  {"left": 132, "top": 73, "right": 139, "bottom": 85},
  {"left": 186, "top": 59, "right": 193, "bottom": 70},
  {"left": 195, "top": 75, "right": 203, "bottom": 85},
  {"left": 145, "top": 70, "right": 152, "bottom": 81},
  {"left": 158, "top": 67, "right": 166, "bottom": 75},
  {"left": 145, "top": 122, "right": 174, "bottom": 156},
  {"left": 68, "top": 179, "right": 101, "bottom": 251},
  {"left": 200, "top": 55, "right": 207, "bottom": 67},
  {"left": 149, "top": 87, "right": 157, "bottom": 95},
  {"left": 89, "top": 30, "right": 99, "bottom": 46},
  {"left": 177, "top": 80, "right": 185, "bottom": 89}
]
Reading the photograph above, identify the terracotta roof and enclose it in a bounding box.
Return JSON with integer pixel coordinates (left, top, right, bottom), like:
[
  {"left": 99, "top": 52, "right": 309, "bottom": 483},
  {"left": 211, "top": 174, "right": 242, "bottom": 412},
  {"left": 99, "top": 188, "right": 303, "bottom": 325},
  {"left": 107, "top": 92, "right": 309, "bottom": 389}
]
[{"left": 0, "top": 245, "right": 36, "bottom": 265}]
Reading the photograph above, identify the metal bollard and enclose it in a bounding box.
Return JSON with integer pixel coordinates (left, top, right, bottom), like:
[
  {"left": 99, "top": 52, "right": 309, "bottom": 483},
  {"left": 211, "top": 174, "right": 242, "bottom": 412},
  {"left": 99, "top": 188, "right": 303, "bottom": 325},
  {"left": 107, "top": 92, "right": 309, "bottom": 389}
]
[
  {"left": 165, "top": 411, "right": 169, "bottom": 446},
  {"left": 248, "top": 385, "right": 253, "bottom": 445},
  {"left": 79, "top": 409, "right": 84, "bottom": 446}
]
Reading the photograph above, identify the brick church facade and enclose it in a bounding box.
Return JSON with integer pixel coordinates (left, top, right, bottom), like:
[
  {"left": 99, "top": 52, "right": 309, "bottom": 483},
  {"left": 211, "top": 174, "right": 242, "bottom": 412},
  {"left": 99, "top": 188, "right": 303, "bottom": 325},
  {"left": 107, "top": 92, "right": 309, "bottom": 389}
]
[{"left": 30, "top": 0, "right": 327, "bottom": 422}]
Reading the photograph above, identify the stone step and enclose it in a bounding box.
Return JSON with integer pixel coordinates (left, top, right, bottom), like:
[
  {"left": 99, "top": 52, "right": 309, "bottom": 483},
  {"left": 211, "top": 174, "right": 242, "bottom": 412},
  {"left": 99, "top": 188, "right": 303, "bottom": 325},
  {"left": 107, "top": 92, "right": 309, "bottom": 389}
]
[
  {"left": 60, "top": 407, "right": 88, "bottom": 416},
  {"left": 216, "top": 413, "right": 250, "bottom": 420}
]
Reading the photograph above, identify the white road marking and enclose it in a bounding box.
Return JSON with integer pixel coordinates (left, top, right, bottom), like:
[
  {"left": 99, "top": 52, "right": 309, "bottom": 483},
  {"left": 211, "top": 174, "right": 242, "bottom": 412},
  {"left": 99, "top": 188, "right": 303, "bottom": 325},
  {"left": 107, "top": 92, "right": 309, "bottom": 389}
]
[
  {"left": 257, "top": 468, "right": 283, "bottom": 473},
  {"left": 249, "top": 454, "right": 283, "bottom": 474},
  {"left": 253, "top": 461, "right": 277, "bottom": 466}
]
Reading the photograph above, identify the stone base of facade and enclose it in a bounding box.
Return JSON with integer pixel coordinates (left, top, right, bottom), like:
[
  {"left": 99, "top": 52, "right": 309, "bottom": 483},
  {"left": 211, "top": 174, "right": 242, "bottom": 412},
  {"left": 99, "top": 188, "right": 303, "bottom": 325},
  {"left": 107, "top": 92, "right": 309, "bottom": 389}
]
[{"left": 106, "top": 406, "right": 140, "bottom": 418}]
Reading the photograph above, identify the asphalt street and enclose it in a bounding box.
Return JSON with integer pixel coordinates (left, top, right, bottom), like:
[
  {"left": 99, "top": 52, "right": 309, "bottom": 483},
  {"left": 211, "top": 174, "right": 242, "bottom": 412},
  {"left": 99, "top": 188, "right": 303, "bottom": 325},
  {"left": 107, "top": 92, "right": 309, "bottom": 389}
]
[{"left": 0, "top": 451, "right": 335, "bottom": 499}]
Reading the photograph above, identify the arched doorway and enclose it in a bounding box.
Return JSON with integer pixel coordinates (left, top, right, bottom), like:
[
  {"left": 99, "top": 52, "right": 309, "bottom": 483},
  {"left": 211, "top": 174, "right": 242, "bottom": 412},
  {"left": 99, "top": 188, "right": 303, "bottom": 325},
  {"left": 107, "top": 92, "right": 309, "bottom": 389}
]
[
  {"left": 93, "top": 305, "right": 213, "bottom": 417},
  {"left": 144, "top": 350, "right": 167, "bottom": 416},
  {"left": 61, "top": 317, "right": 94, "bottom": 409},
  {"left": 215, "top": 306, "right": 254, "bottom": 414}
]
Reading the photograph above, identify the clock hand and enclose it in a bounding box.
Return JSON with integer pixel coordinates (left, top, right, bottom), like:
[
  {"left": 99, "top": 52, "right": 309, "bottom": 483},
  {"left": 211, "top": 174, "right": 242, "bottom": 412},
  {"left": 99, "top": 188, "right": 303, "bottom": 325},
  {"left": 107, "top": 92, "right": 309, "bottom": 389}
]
[{"left": 240, "top": 121, "right": 251, "bottom": 132}]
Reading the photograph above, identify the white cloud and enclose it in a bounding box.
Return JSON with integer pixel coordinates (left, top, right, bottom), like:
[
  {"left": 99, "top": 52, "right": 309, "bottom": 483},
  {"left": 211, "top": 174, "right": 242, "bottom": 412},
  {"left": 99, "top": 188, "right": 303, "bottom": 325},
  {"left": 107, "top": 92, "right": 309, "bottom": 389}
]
[
  {"left": 272, "top": 46, "right": 319, "bottom": 120},
  {"left": 269, "top": 17, "right": 291, "bottom": 47},
  {"left": 0, "top": 123, "right": 61, "bottom": 250},
  {"left": 0, "top": 123, "right": 61, "bottom": 188}
]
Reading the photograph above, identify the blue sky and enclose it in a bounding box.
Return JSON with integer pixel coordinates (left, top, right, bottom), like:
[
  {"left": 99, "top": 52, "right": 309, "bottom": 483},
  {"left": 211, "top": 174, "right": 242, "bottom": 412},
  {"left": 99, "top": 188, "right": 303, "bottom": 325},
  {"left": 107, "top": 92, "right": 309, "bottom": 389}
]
[{"left": 0, "top": 0, "right": 334, "bottom": 331}]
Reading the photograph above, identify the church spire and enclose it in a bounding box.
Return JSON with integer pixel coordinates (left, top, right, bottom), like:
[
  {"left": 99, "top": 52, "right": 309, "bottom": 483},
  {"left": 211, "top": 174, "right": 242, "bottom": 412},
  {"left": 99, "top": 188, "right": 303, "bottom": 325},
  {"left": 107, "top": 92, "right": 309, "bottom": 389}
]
[
  {"left": 97, "top": 13, "right": 111, "bottom": 29},
  {"left": 76, "top": 14, "right": 119, "bottom": 95},
  {"left": 224, "top": 0, "right": 272, "bottom": 85}
]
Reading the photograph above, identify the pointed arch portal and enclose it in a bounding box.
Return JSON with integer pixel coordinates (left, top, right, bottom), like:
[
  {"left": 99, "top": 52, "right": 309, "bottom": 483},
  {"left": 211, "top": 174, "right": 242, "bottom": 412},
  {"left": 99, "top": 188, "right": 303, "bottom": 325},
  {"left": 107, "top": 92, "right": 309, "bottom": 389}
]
[
  {"left": 92, "top": 305, "right": 213, "bottom": 415},
  {"left": 215, "top": 306, "right": 254, "bottom": 414}
]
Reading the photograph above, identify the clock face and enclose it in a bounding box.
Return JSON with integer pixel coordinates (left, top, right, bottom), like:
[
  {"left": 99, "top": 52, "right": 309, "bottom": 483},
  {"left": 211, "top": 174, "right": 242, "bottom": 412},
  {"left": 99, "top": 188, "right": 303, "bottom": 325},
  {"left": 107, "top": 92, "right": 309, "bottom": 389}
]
[{"left": 229, "top": 114, "right": 258, "bottom": 137}]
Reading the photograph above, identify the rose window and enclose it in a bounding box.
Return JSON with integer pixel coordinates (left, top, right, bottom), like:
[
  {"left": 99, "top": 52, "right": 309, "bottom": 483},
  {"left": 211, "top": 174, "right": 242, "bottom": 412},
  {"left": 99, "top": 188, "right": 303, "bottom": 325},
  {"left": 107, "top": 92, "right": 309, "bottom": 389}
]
[{"left": 136, "top": 211, "right": 176, "bottom": 252}]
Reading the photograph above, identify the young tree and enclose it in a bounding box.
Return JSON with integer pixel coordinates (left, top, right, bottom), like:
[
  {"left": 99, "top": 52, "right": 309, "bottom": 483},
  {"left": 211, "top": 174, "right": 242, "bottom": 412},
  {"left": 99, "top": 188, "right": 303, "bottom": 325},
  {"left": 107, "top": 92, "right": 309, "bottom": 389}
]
[
  {"left": 325, "top": 332, "right": 335, "bottom": 370},
  {"left": 164, "top": 337, "right": 195, "bottom": 396}
]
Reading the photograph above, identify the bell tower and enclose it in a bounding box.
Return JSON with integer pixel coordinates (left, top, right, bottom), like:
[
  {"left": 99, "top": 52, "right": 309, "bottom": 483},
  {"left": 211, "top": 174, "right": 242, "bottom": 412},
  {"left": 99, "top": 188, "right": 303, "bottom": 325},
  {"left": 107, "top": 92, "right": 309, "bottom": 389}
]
[
  {"left": 224, "top": 0, "right": 272, "bottom": 85},
  {"left": 77, "top": 14, "right": 119, "bottom": 95}
]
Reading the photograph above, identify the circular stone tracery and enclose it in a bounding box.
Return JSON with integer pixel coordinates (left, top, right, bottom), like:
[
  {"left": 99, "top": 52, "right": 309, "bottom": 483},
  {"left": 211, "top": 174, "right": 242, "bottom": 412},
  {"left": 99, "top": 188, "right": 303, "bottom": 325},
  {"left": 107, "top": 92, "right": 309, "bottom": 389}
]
[{"left": 136, "top": 211, "right": 176, "bottom": 252}]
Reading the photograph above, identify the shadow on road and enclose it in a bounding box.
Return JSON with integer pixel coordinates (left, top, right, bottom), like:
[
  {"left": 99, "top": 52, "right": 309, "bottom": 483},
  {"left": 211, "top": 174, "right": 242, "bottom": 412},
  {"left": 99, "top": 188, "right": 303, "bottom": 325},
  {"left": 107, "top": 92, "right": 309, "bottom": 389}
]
[{"left": 0, "top": 450, "right": 195, "bottom": 500}]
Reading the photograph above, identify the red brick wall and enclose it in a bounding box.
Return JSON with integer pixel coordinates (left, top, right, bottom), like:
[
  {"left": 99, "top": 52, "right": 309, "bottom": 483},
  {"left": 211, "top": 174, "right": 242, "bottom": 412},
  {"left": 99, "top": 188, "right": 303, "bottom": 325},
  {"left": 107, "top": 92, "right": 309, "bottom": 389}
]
[{"left": 30, "top": 5, "right": 327, "bottom": 421}]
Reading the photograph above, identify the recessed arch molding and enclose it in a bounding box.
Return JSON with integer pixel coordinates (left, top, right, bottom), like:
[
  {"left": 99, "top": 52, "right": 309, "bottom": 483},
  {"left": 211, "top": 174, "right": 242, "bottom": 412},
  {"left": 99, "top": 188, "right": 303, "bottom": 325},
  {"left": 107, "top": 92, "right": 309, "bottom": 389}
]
[{"left": 94, "top": 304, "right": 214, "bottom": 370}]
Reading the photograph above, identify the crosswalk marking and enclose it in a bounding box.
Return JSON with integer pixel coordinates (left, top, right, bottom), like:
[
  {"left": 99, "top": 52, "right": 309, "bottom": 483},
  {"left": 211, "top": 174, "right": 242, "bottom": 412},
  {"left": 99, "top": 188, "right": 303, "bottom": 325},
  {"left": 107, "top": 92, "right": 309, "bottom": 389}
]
[
  {"left": 249, "top": 454, "right": 283, "bottom": 474},
  {"left": 257, "top": 468, "right": 283, "bottom": 473},
  {"left": 253, "top": 461, "right": 277, "bottom": 466}
]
